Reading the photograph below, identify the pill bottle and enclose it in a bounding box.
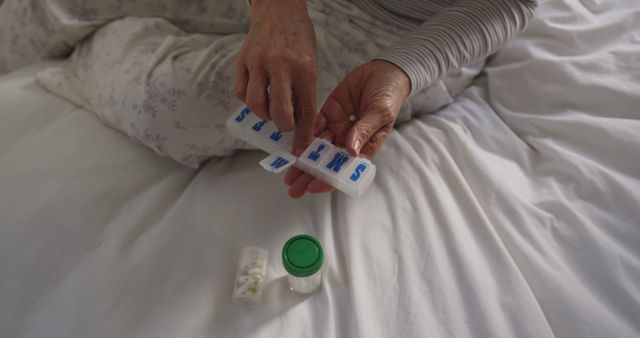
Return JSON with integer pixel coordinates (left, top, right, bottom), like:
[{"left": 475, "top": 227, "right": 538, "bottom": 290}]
[
  {"left": 232, "top": 246, "right": 268, "bottom": 305},
  {"left": 282, "top": 234, "right": 324, "bottom": 294}
]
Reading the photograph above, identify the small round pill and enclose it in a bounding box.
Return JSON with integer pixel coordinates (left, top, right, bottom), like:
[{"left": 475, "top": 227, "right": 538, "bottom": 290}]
[
  {"left": 349, "top": 115, "right": 356, "bottom": 122},
  {"left": 235, "top": 281, "right": 251, "bottom": 295},
  {"left": 248, "top": 268, "right": 262, "bottom": 276}
]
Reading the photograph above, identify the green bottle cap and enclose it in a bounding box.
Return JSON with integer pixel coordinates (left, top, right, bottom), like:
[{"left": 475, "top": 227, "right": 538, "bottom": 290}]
[{"left": 282, "top": 234, "right": 324, "bottom": 277}]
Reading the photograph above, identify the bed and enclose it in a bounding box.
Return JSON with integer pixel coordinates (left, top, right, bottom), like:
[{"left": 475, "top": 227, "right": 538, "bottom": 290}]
[{"left": 1, "top": 0, "right": 639, "bottom": 337}]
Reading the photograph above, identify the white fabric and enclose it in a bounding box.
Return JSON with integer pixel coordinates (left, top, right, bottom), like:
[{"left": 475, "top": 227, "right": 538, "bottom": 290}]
[
  {"left": 9, "top": 0, "right": 465, "bottom": 167},
  {"left": 1, "top": 1, "right": 639, "bottom": 337}
]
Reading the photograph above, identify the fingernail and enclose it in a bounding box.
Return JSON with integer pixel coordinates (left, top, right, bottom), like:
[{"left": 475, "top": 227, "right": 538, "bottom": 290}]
[{"left": 353, "top": 139, "right": 362, "bottom": 155}]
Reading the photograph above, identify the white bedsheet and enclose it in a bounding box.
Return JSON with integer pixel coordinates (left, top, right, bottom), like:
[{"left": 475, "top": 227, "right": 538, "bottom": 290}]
[{"left": 1, "top": 1, "right": 639, "bottom": 337}]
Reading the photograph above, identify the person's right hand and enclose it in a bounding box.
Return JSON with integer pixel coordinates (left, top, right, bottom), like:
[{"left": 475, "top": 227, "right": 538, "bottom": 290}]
[{"left": 234, "top": 0, "right": 318, "bottom": 155}]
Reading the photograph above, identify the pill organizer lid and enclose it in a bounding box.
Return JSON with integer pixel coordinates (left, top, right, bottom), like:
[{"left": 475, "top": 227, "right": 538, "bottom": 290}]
[{"left": 282, "top": 234, "right": 324, "bottom": 277}]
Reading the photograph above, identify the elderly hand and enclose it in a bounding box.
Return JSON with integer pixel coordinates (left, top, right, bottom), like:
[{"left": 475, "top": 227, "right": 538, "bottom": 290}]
[
  {"left": 235, "top": 0, "right": 318, "bottom": 155},
  {"left": 284, "top": 60, "right": 411, "bottom": 198}
]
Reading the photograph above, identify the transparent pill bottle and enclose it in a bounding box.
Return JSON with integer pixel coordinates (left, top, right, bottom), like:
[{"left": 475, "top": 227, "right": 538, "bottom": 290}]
[
  {"left": 282, "top": 234, "right": 324, "bottom": 294},
  {"left": 232, "top": 246, "right": 268, "bottom": 305}
]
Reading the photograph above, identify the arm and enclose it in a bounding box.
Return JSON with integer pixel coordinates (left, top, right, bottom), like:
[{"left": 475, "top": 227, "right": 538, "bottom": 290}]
[
  {"left": 376, "top": 0, "right": 538, "bottom": 96},
  {"left": 284, "top": 0, "right": 538, "bottom": 198}
]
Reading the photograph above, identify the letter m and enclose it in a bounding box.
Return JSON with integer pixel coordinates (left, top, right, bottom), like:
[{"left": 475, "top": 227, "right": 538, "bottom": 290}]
[{"left": 325, "top": 152, "right": 350, "bottom": 172}]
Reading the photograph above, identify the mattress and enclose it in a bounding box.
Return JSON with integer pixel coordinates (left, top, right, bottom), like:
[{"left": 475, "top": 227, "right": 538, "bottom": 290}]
[{"left": 1, "top": 1, "right": 639, "bottom": 337}]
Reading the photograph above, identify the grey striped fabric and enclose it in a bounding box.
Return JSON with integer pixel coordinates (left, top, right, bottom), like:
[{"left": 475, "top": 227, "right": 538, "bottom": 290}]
[{"left": 352, "top": 0, "right": 538, "bottom": 96}]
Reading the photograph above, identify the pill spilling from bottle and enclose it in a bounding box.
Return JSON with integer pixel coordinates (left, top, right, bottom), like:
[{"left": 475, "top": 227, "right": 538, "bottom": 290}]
[{"left": 232, "top": 247, "right": 268, "bottom": 305}]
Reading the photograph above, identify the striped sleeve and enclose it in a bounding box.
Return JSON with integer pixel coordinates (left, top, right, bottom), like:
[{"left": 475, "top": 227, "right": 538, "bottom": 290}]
[{"left": 375, "top": 0, "right": 538, "bottom": 97}]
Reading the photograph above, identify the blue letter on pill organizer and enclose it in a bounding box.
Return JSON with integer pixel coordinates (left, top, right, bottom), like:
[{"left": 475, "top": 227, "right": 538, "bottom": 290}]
[
  {"left": 270, "top": 131, "right": 282, "bottom": 141},
  {"left": 235, "top": 107, "right": 251, "bottom": 122},
  {"left": 270, "top": 156, "right": 290, "bottom": 169},
  {"left": 252, "top": 120, "right": 268, "bottom": 131},
  {"left": 308, "top": 143, "right": 327, "bottom": 161},
  {"left": 326, "top": 151, "right": 350, "bottom": 172},
  {"left": 350, "top": 162, "right": 368, "bottom": 181}
]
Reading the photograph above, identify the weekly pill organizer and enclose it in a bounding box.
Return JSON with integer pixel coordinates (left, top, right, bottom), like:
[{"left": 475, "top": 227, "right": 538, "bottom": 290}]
[{"left": 226, "top": 107, "right": 376, "bottom": 197}]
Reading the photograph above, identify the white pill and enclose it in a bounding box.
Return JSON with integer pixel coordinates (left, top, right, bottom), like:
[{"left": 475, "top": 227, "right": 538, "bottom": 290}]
[
  {"left": 349, "top": 115, "right": 356, "bottom": 122},
  {"left": 233, "top": 246, "right": 269, "bottom": 305},
  {"left": 235, "top": 281, "right": 251, "bottom": 295},
  {"left": 245, "top": 281, "right": 258, "bottom": 294}
]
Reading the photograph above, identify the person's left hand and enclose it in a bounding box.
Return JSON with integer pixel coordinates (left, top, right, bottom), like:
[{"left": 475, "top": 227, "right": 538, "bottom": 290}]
[{"left": 284, "top": 60, "right": 411, "bottom": 198}]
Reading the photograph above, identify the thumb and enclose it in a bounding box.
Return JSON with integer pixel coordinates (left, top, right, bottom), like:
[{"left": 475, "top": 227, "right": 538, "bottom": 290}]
[{"left": 346, "top": 106, "right": 394, "bottom": 157}]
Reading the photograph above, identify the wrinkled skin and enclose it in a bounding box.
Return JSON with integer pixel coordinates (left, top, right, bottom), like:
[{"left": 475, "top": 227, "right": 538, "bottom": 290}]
[
  {"left": 234, "top": 0, "right": 317, "bottom": 155},
  {"left": 285, "top": 60, "right": 410, "bottom": 198},
  {"left": 234, "top": 0, "right": 410, "bottom": 198}
]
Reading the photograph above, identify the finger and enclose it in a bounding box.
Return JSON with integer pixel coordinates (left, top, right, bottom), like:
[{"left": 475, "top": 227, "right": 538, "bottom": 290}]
[
  {"left": 317, "top": 129, "right": 334, "bottom": 143},
  {"left": 245, "top": 69, "right": 270, "bottom": 120},
  {"left": 358, "top": 124, "right": 392, "bottom": 159},
  {"left": 289, "top": 172, "right": 316, "bottom": 199},
  {"left": 346, "top": 107, "right": 394, "bottom": 156},
  {"left": 314, "top": 112, "right": 327, "bottom": 136},
  {"left": 284, "top": 166, "right": 304, "bottom": 186},
  {"left": 291, "top": 74, "right": 317, "bottom": 156},
  {"left": 268, "top": 74, "right": 295, "bottom": 132},
  {"left": 234, "top": 63, "right": 249, "bottom": 102},
  {"left": 308, "top": 179, "right": 334, "bottom": 194},
  {"left": 318, "top": 94, "right": 352, "bottom": 147}
]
